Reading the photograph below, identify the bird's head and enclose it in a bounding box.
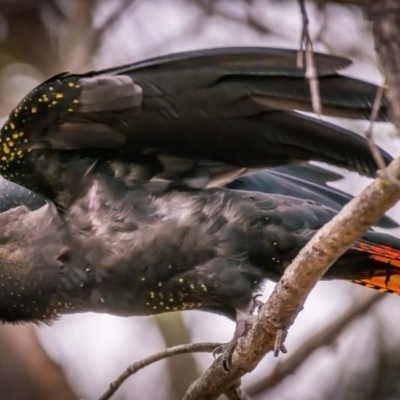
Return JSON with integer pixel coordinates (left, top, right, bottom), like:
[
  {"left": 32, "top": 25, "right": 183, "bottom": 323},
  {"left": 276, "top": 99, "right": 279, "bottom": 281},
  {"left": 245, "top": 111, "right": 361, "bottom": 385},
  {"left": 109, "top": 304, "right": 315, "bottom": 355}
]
[{"left": 0, "top": 202, "right": 93, "bottom": 323}]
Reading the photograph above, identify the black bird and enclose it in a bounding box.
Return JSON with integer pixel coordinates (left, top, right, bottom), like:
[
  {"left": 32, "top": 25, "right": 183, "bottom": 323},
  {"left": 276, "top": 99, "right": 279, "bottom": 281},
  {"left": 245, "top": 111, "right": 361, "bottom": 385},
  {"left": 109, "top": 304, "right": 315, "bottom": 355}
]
[
  {"left": 0, "top": 47, "right": 392, "bottom": 209},
  {"left": 0, "top": 173, "right": 399, "bottom": 369},
  {"left": 0, "top": 47, "right": 397, "bottom": 368}
]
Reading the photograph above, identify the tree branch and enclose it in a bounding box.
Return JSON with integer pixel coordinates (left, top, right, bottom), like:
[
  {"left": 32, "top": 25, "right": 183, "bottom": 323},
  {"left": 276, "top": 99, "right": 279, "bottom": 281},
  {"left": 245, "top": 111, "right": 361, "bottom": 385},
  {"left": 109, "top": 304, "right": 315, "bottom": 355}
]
[
  {"left": 153, "top": 312, "right": 201, "bottom": 399},
  {"left": 247, "top": 291, "right": 383, "bottom": 397},
  {"left": 364, "top": 83, "right": 389, "bottom": 171},
  {"left": 98, "top": 342, "right": 221, "bottom": 400},
  {"left": 183, "top": 5, "right": 400, "bottom": 397},
  {"left": 367, "top": 1, "right": 400, "bottom": 130},
  {"left": 297, "top": 0, "right": 322, "bottom": 115}
]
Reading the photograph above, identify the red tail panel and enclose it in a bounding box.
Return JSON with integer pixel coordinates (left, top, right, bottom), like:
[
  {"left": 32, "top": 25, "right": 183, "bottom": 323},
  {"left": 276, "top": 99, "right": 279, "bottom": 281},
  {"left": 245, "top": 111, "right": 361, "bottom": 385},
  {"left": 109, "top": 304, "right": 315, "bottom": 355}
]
[
  {"left": 351, "top": 241, "right": 400, "bottom": 295},
  {"left": 355, "top": 241, "right": 400, "bottom": 261}
]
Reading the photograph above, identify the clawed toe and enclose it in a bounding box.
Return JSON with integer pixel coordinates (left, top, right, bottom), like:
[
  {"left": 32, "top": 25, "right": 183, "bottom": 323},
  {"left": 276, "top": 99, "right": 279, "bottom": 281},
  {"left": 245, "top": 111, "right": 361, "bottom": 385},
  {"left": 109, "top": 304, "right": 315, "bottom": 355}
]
[
  {"left": 213, "top": 339, "right": 240, "bottom": 371},
  {"left": 221, "top": 340, "right": 237, "bottom": 371},
  {"left": 250, "top": 294, "right": 264, "bottom": 314},
  {"left": 213, "top": 296, "right": 265, "bottom": 371},
  {"left": 212, "top": 344, "right": 225, "bottom": 359}
]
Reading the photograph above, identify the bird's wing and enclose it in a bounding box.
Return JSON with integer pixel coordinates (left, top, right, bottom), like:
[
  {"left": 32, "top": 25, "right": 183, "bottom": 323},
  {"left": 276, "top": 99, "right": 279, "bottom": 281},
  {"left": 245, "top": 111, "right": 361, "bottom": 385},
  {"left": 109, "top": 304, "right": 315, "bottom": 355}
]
[
  {"left": 228, "top": 165, "right": 399, "bottom": 229},
  {"left": 1, "top": 47, "right": 390, "bottom": 192},
  {"left": 271, "top": 164, "right": 344, "bottom": 183}
]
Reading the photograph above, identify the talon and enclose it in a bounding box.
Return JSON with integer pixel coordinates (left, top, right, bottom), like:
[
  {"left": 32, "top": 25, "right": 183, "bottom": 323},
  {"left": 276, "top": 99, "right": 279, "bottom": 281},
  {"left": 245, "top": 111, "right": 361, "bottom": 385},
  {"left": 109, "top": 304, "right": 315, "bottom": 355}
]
[
  {"left": 213, "top": 345, "right": 224, "bottom": 359},
  {"left": 213, "top": 343, "right": 236, "bottom": 371},
  {"left": 219, "top": 299, "right": 262, "bottom": 371},
  {"left": 223, "top": 358, "right": 231, "bottom": 372},
  {"left": 251, "top": 294, "right": 264, "bottom": 314},
  {"left": 220, "top": 341, "right": 237, "bottom": 371}
]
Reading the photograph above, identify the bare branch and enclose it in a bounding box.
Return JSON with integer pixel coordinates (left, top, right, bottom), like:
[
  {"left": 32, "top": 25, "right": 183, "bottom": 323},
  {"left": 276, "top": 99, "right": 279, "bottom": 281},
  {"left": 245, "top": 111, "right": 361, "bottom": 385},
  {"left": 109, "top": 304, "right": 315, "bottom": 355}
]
[
  {"left": 88, "top": 0, "right": 136, "bottom": 57},
  {"left": 365, "top": 83, "right": 388, "bottom": 171},
  {"left": 368, "top": 1, "right": 400, "bottom": 126},
  {"left": 98, "top": 342, "right": 221, "bottom": 400},
  {"left": 194, "top": 0, "right": 271, "bottom": 35},
  {"left": 367, "top": 2, "right": 400, "bottom": 191},
  {"left": 247, "top": 291, "right": 383, "bottom": 397},
  {"left": 153, "top": 312, "right": 200, "bottom": 399},
  {"left": 364, "top": 82, "right": 400, "bottom": 188},
  {"left": 95, "top": 0, "right": 134, "bottom": 38},
  {"left": 297, "top": 0, "right": 322, "bottom": 115}
]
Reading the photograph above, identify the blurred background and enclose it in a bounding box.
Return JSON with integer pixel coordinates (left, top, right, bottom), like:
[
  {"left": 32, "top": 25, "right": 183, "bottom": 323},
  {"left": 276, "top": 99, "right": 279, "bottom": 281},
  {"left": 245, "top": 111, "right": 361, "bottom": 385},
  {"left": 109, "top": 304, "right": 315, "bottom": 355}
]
[{"left": 1, "top": 1, "right": 400, "bottom": 399}]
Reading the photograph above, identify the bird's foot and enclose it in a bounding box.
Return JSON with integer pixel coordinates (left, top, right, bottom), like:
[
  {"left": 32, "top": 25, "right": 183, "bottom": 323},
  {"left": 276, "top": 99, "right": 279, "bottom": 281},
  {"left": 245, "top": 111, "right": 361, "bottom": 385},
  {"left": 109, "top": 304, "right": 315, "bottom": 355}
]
[
  {"left": 250, "top": 293, "right": 263, "bottom": 314},
  {"left": 213, "top": 294, "right": 264, "bottom": 371}
]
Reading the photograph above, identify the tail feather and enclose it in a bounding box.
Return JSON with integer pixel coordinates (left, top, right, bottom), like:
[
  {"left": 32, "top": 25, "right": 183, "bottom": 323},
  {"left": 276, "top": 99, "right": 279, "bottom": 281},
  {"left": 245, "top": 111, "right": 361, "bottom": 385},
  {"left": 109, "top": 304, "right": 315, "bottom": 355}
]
[
  {"left": 352, "top": 277, "right": 400, "bottom": 295},
  {"left": 350, "top": 240, "right": 400, "bottom": 295},
  {"left": 355, "top": 241, "right": 400, "bottom": 261}
]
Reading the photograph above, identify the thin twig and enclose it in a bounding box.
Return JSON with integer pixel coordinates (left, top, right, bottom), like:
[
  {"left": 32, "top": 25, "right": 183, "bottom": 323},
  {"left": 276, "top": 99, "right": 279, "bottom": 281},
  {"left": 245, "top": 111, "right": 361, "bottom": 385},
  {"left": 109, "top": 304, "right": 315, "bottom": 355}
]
[
  {"left": 95, "top": 0, "right": 135, "bottom": 38},
  {"left": 297, "top": 0, "right": 322, "bottom": 115},
  {"left": 153, "top": 313, "right": 200, "bottom": 399},
  {"left": 195, "top": 1, "right": 271, "bottom": 35},
  {"left": 364, "top": 82, "right": 400, "bottom": 188},
  {"left": 87, "top": 0, "right": 137, "bottom": 68},
  {"left": 247, "top": 291, "right": 383, "bottom": 397},
  {"left": 98, "top": 342, "right": 221, "bottom": 400},
  {"left": 365, "top": 83, "right": 388, "bottom": 171}
]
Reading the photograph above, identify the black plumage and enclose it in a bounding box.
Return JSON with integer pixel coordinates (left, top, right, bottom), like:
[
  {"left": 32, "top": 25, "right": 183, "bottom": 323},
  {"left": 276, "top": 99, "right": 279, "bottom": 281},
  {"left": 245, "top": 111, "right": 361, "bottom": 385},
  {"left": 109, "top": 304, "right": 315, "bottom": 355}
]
[
  {"left": 0, "top": 47, "right": 392, "bottom": 208},
  {"left": 0, "top": 163, "right": 396, "bottom": 227},
  {"left": 0, "top": 175, "right": 399, "bottom": 340},
  {"left": 0, "top": 46, "right": 398, "bottom": 367},
  {"left": 0, "top": 177, "right": 44, "bottom": 212},
  {"left": 0, "top": 165, "right": 399, "bottom": 368},
  {"left": 229, "top": 165, "right": 399, "bottom": 228}
]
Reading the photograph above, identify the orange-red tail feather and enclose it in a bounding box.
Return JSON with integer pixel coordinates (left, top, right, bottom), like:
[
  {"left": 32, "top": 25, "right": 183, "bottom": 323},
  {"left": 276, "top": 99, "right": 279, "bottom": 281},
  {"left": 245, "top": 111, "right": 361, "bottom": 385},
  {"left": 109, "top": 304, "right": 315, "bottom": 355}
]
[{"left": 351, "top": 241, "right": 400, "bottom": 295}]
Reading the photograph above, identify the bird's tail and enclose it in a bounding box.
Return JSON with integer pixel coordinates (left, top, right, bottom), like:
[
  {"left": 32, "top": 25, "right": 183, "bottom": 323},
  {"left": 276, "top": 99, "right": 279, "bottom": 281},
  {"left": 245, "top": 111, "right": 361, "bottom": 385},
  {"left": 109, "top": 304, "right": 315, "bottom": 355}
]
[
  {"left": 330, "top": 232, "right": 400, "bottom": 295},
  {"left": 350, "top": 240, "right": 400, "bottom": 295}
]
